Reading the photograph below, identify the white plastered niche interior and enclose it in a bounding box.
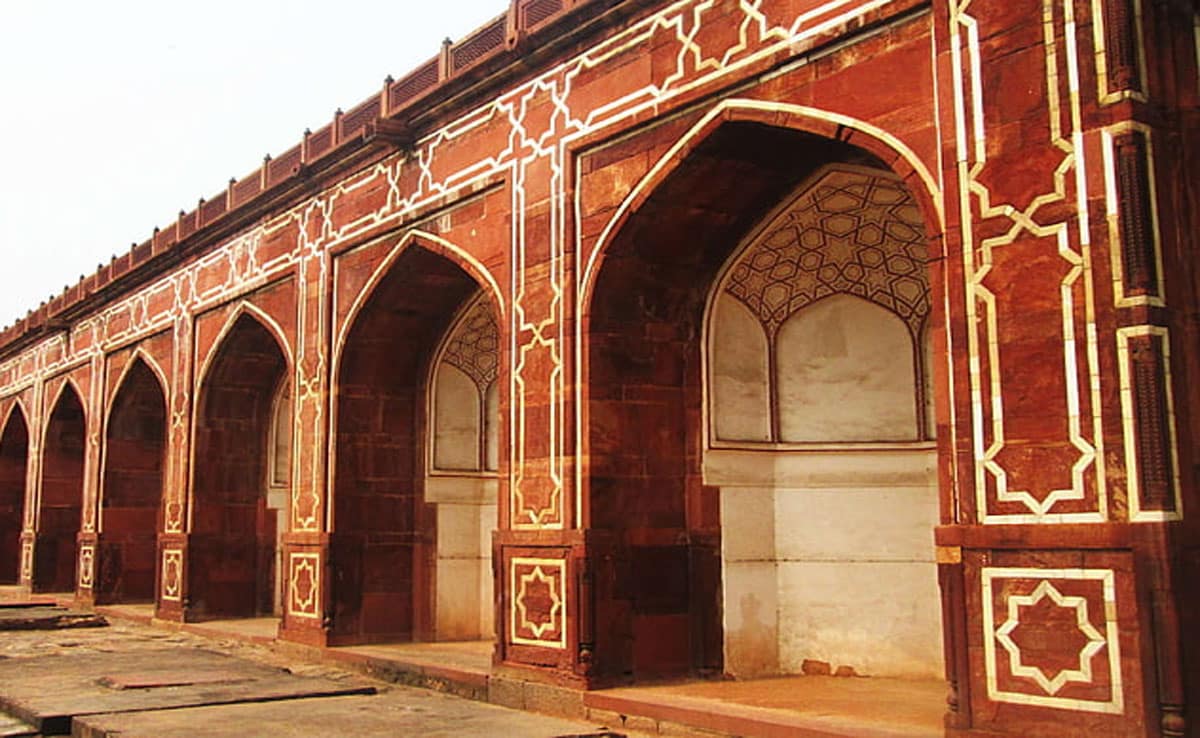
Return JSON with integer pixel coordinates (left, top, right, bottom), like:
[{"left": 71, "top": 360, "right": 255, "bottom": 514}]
[
  {"left": 706, "top": 164, "right": 943, "bottom": 679},
  {"left": 426, "top": 292, "right": 500, "bottom": 641}
]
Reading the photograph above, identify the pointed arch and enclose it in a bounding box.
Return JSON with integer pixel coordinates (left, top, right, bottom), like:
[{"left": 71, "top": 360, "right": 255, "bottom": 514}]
[
  {"left": 191, "top": 304, "right": 294, "bottom": 530},
  {"left": 329, "top": 229, "right": 503, "bottom": 645},
  {"left": 101, "top": 355, "right": 169, "bottom": 508},
  {"left": 106, "top": 348, "right": 169, "bottom": 414},
  {"left": 98, "top": 354, "right": 168, "bottom": 603},
  {"left": 332, "top": 228, "right": 504, "bottom": 389},
  {"left": 41, "top": 376, "right": 87, "bottom": 450},
  {"left": 577, "top": 99, "right": 943, "bottom": 321},
  {"left": 195, "top": 301, "right": 294, "bottom": 397},
  {"left": 0, "top": 396, "right": 30, "bottom": 440},
  {"left": 188, "top": 304, "right": 291, "bottom": 618},
  {"left": 576, "top": 98, "right": 949, "bottom": 518},
  {"left": 0, "top": 398, "right": 30, "bottom": 584},
  {"left": 36, "top": 377, "right": 87, "bottom": 592},
  {"left": 575, "top": 103, "right": 946, "bottom": 682}
]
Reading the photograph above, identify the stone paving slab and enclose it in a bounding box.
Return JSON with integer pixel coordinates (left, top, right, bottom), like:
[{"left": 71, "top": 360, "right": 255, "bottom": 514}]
[
  {"left": 0, "top": 604, "right": 106, "bottom": 631},
  {"left": 0, "top": 712, "right": 36, "bottom": 738},
  {"left": 73, "top": 692, "right": 626, "bottom": 738},
  {"left": 0, "top": 648, "right": 375, "bottom": 734},
  {"left": 586, "top": 676, "right": 943, "bottom": 738}
]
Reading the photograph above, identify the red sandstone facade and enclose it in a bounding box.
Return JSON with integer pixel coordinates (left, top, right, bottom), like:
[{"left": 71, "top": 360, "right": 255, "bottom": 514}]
[{"left": 1, "top": 1, "right": 1197, "bottom": 735}]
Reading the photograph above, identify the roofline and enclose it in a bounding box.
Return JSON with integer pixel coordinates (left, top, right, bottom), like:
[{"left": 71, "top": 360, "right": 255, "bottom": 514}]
[{"left": 0, "top": 0, "right": 658, "bottom": 362}]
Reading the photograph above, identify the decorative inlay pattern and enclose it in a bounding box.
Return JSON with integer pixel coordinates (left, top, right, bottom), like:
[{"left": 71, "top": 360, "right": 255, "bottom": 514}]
[
  {"left": 441, "top": 295, "right": 500, "bottom": 390},
  {"left": 511, "top": 557, "right": 566, "bottom": 649},
  {"left": 1117, "top": 326, "right": 1182, "bottom": 521},
  {"left": 951, "top": 0, "right": 1107, "bottom": 523},
  {"left": 995, "top": 581, "right": 1107, "bottom": 694},
  {"left": 161, "top": 549, "right": 182, "bottom": 601},
  {"left": 1113, "top": 131, "right": 1157, "bottom": 297},
  {"left": 288, "top": 553, "right": 320, "bottom": 619},
  {"left": 78, "top": 544, "right": 94, "bottom": 589},
  {"left": 20, "top": 540, "right": 32, "bottom": 580},
  {"left": 1104, "top": 124, "right": 1164, "bottom": 308},
  {"left": 723, "top": 166, "right": 929, "bottom": 338},
  {"left": 982, "top": 567, "right": 1123, "bottom": 714}
]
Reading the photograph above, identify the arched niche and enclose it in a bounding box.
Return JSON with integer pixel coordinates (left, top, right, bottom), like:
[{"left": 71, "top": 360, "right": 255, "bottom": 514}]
[
  {"left": 583, "top": 122, "right": 904, "bottom": 679},
  {"left": 426, "top": 292, "right": 501, "bottom": 641},
  {"left": 0, "top": 404, "right": 29, "bottom": 584},
  {"left": 36, "top": 382, "right": 86, "bottom": 593},
  {"left": 704, "top": 164, "right": 941, "bottom": 680},
  {"left": 190, "top": 312, "right": 289, "bottom": 619},
  {"left": 708, "top": 164, "right": 931, "bottom": 446},
  {"left": 332, "top": 242, "right": 501, "bottom": 645},
  {"left": 99, "top": 358, "right": 167, "bottom": 603}
]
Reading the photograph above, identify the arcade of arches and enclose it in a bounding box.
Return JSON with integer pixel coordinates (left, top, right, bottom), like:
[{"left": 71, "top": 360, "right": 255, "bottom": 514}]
[{"left": 0, "top": 2, "right": 1197, "bottom": 737}]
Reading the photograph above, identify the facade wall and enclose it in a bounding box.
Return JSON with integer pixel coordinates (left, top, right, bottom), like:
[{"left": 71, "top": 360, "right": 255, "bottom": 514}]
[{"left": 0, "top": 1, "right": 1197, "bottom": 736}]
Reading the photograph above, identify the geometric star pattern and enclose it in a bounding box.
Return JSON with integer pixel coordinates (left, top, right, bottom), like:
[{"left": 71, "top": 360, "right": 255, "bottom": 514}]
[
  {"left": 724, "top": 166, "right": 929, "bottom": 338},
  {"left": 511, "top": 557, "right": 566, "bottom": 649},
  {"left": 441, "top": 294, "right": 499, "bottom": 391},
  {"left": 995, "top": 580, "right": 1107, "bottom": 695},
  {"left": 78, "top": 544, "right": 95, "bottom": 589},
  {"left": 981, "top": 567, "right": 1124, "bottom": 715},
  {"left": 161, "top": 549, "right": 183, "bottom": 601},
  {"left": 288, "top": 553, "right": 320, "bottom": 618}
]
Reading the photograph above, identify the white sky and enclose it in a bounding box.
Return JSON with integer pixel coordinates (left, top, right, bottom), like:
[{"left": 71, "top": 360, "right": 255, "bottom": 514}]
[{"left": 0, "top": 0, "right": 505, "bottom": 330}]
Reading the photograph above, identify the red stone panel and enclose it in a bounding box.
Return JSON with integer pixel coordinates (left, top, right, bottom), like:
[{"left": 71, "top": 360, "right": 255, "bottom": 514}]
[
  {"left": 948, "top": 0, "right": 1109, "bottom": 524},
  {"left": 964, "top": 550, "right": 1144, "bottom": 736},
  {"left": 511, "top": 555, "right": 567, "bottom": 648},
  {"left": 258, "top": 219, "right": 300, "bottom": 268},
  {"left": 498, "top": 542, "right": 577, "bottom": 673}
]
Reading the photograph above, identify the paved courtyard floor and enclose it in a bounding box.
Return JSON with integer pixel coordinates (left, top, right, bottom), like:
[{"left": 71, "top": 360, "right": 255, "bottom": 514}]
[
  {"left": 0, "top": 608, "right": 626, "bottom": 738},
  {"left": 0, "top": 590, "right": 946, "bottom": 738}
]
